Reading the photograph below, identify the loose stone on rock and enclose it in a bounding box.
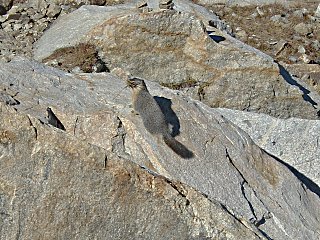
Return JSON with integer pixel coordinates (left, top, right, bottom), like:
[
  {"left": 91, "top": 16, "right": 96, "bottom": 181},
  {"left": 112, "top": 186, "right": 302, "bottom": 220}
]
[
  {"left": 46, "top": 3, "right": 61, "bottom": 18},
  {"left": 294, "top": 22, "right": 312, "bottom": 35},
  {"left": 315, "top": 4, "right": 320, "bottom": 18}
]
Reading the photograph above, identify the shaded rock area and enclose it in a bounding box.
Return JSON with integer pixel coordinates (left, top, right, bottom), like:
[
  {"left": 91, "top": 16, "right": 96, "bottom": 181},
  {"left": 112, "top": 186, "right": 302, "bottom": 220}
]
[
  {"left": 0, "top": 58, "right": 320, "bottom": 239},
  {"left": 283, "top": 63, "right": 320, "bottom": 95},
  {"left": 33, "top": 2, "right": 320, "bottom": 120}
]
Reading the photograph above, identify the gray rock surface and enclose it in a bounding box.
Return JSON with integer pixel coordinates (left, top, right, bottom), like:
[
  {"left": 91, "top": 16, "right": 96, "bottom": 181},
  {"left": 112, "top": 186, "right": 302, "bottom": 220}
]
[
  {"left": 315, "top": 3, "right": 320, "bottom": 18},
  {"left": 0, "top": 57, "right": 319, "bottom": 239},
  {"left": 173, "top": 0, "right": 222, "bottom": 28},
  {"left": 33, "top": 3, "right": 320, "bottom": 120},
  {"left": 216, "top": 108, "right": 320, "bottom": 187},
  {"left": 147, "top": 0, "right": 160, "bottom": 10},
  {"left": 46, "top": 3, "right": 62, "bottom": 18},
  {"left": 0, "top": 103, "right": 265, "bottom": 240}
]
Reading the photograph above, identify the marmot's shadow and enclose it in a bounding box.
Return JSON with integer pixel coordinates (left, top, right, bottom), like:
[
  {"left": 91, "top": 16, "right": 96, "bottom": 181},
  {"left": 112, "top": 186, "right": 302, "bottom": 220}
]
[
  {"left": 154, "top": 96, "right": 194, "bottom": 159},
  {"left": 154, "top": 96, "right": 180, "bottom": 137}
]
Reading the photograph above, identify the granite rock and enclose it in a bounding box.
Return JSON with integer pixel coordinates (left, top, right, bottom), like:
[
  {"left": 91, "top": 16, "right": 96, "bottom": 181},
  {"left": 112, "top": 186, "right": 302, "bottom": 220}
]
[
  {"left": 0, "top": 57, "right": 319, "bottom": 239},
  {"left": 282, "top": 63, "right": 320, "bottom": 95},
  {"left": 33, "top": 4, "right": 139, "bottom": 61},
  {"left": 0, "top": 0, "right": 63, "bottom": 60},
  {"left": 46, "top": 3, "right": 62, "bottom": 18},
  {"left": 34, "top": 3, "right": 320, "bottom": 120},
  {"left": 0, "top": 102, "right": 265, "bottom": 239}
]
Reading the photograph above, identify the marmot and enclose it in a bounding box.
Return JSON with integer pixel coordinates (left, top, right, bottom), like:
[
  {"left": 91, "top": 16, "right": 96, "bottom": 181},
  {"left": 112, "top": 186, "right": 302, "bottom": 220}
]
[{"left": 127, "top": 78, "right": 193, "bottom": 159}]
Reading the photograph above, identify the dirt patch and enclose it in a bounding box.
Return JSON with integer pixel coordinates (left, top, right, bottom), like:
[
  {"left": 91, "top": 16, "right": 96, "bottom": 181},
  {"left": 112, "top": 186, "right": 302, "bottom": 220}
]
[
  {"left": 42, "top": 43, "right": 108, "bottom": 73},
  {"left": 207, "top": 2, "right": 320, "bottom": 64}
]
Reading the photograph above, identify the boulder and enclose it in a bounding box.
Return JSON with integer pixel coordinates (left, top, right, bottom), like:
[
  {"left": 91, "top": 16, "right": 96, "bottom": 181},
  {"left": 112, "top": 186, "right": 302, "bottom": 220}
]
[
  {"left": 33, "top": 4, "right": 139, "bottom": 61},
  {"left": 0, "top": 103, "right": 264, "bottom": 239},
  {"left": 33, "top": 3, "right": 320, "bottom": 120},
  {"left": 0, "top": 57, "right": 319, "bottom": 239},
  {"left": 46, "top": 3, "right": 62, "bottom": 18}
]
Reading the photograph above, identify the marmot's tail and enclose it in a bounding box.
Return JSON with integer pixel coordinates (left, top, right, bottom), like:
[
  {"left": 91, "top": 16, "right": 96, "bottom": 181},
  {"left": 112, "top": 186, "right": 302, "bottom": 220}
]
[{"left": 163, "top": 134, "right": 194, "bottom": 159}]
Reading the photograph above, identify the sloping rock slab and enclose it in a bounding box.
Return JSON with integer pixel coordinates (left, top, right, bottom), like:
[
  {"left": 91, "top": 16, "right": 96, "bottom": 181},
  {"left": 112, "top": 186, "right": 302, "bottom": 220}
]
[
  {"left": 216, "top": 108, "right": 320, "bottom": 188},
  {"left": 0, "top": 103, "right": 264, "bottom": 239},
  {"left": 0, "top": 58, "right": 319, "bottom": 239}
]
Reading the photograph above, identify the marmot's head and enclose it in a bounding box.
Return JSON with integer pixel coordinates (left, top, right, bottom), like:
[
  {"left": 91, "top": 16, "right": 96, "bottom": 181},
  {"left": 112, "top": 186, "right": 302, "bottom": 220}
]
[{"left": 127, "top": 78, "right": 148, "bottom": 91}]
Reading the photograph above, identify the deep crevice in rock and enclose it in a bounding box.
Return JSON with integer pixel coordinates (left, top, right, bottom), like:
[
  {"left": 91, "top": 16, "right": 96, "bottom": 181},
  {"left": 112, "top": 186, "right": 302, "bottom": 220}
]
[
  {"left": 165, "top": 180, "right": 190, "bottom": 206},
  {"left": 225, "top": 148, "right": 273, "bottom": 239},
  {"left": 104, "top": 155, "right": 108, "bottom": 169},
  {"left": 240, "top": 181, "right": 257, "bottom": 221},
  {"left": 225, "top": 149, "right": 257, "bottom": 219},
  {"left": 73, "top": 116, "right": 79, "bottom": 136},
  {"left": 46, "top": 107, "right": 66, "bottom": 131},
  {"left": 27, "top": 116, "right": 38, "bottom": 140},
  {"left": 139, "top": 165, "right": 160, "bottom": 177},
  {"left": 111, "top": 117, "right": 128, "bottom": 159}
]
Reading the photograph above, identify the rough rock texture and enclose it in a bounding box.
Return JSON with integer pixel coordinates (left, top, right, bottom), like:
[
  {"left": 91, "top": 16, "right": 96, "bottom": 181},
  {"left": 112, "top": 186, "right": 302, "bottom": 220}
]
[
  {"left": 0, "top": 104, "right": 264, "bottom": 240},
  {"left": 194, "top": 0, "right": 290, "bottom": 7},
  {"left": 216, "top": 108, "right": 320, "bottom": 188},
  {"left": 0, "top": 58, "right": 319, "bottom": 239},
  {"left": 207, "top": 2, "right": 320, "bottom": 65},
  {"left": 0, "top": 0, "right": 12, "bottom": 12},
  {"left": 173, "top": 0, "right": 230, "bottom": 33},
  {"left": 0, "top": 1, "right": 61, "bottom": 61},
  {"left": 33, "top": 4, "right": 138, "bottom": 61},
  {"left": 33, "top": 3, "right": 320, "bottom": 120}
]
